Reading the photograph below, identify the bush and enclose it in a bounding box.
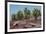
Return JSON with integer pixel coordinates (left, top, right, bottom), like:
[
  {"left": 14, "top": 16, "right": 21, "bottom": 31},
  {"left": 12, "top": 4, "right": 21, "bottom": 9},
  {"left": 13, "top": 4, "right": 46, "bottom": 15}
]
[
  {"left": 24, "top": 8, "right": 31, "bottom": 19},
  {"left": 11, "top": 14, "right": 16, "bottom": 21},
  {"left": 17, "top": 10, "right": 24, "bottom": 20},
  {"left": 32, "top": 8, "right": 41, "bottom": 20}
]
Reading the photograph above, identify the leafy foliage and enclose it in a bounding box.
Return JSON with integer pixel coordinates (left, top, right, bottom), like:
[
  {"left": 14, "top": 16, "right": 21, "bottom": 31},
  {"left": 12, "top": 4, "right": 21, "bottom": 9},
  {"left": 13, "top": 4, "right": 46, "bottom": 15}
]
[
  {"left": 11, "top": 8, "right": 41, "bottom": 21},
  {"left": 24, "top": 8, "right": 31, "bottom": 19},
  {"left": 32, "top": 8, "right": 41, "bottom": 20},
  {"left": 11, "top": 14, "right": 16, "bottom": 21},
  {"left": 17, "top": 10, "right": 24, "bottom": 20}
]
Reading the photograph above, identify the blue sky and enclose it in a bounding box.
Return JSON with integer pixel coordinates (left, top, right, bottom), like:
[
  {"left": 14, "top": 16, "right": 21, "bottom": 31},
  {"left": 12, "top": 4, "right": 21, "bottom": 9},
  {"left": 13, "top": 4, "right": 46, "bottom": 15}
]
[{"left": 10, "top": 4, "right": 41, "bottom": 15}]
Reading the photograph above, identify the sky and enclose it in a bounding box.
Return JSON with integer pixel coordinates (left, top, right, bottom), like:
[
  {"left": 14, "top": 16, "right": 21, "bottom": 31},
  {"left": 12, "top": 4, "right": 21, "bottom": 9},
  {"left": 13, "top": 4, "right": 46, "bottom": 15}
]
[{"left": 10, "top": 4, "right": 41, "bottom": 15}]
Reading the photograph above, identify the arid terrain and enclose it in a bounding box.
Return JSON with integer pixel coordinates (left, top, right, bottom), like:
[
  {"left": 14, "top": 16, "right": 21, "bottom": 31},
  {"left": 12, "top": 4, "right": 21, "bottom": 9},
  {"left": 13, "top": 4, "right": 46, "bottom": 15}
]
[
  {"left": 10, "top": 16, "right": 41, "bottom": 29},
  {"left": 10, "top": 7, "right": 41, "bottom": 29}
]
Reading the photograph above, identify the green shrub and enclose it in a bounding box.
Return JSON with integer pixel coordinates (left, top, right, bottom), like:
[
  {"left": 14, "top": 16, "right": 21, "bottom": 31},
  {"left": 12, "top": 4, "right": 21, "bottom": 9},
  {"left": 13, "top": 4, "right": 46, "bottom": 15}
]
[
  {"left": 24, "top": 8, "right": 31, "bottom": 19},
  {"left": 32, "top": 8, "right": 41, "bottom": 20},
  {"left": 17, "top": 10, "right": 24, "bottom": 20},
  {"left": 11, "top": 14, "right": 16, "bottom": 21}
]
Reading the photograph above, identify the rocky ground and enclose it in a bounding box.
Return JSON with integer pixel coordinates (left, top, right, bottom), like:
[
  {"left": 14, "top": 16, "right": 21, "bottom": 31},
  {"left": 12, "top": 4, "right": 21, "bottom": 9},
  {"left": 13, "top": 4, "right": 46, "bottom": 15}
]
[{"left": 10, "top": 17, "right": 41, "bottom": 29}]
